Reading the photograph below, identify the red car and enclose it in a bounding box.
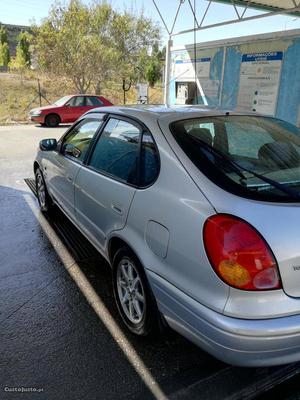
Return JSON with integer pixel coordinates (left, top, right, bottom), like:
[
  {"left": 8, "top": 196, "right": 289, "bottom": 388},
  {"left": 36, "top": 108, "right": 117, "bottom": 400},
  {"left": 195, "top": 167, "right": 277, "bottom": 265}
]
[{"left": 29, "top": 94, "right": 113, "bottom": 127}]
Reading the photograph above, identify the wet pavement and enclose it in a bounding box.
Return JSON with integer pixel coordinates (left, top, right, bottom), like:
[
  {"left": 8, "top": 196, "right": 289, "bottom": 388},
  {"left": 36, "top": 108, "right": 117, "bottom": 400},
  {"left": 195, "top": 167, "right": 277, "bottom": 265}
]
[{"left": 0, "top": 125, "right": 225, "bottom": 400}]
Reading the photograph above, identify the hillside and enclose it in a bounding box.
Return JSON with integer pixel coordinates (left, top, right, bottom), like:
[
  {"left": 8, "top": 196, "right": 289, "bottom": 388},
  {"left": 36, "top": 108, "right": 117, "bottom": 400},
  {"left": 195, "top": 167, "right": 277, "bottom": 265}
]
[{"left": 0, "top": 72, "right": 163, "bottom": 125}]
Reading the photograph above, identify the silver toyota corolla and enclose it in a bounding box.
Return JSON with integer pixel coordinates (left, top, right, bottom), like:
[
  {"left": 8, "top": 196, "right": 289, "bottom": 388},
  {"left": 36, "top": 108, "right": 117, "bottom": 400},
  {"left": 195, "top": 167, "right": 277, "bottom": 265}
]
[{"left": 34, "top": 105, "right": 300, "bottom": 367}]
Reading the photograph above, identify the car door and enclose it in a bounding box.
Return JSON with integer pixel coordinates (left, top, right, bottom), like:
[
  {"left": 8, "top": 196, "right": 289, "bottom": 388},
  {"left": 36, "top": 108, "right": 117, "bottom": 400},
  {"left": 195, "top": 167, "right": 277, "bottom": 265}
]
[
  {"left": 45, "top": 118, "right": 103, "bottom": 221},
  {"left": 62, "top": 96, "right": 87, "bottom": 122},
  {"left": 74, "top": 117, "right": 141, "bottom": 252}
]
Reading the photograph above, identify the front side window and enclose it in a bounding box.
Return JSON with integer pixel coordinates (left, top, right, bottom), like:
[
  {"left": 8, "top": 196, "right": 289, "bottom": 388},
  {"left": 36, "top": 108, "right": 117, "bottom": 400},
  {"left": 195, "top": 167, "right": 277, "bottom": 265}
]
[
  {"left": 170, "top": 116, "right": 300, "bottom": 202},
  {"left": 67, "top": 96, "right": 85, "bottom": 107},
  {"left": 54, "top": 96, "right": 72, "bottom": 107},
  {"left": 62, "top": 119, "right": 102, "bottom": 162},
  {"left": 89, "top": 118, "right": 140, "bottom": 184}
]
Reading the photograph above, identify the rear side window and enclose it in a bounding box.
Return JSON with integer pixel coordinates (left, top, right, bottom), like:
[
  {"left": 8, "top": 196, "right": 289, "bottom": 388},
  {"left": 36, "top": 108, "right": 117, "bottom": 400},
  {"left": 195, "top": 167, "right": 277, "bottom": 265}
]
[
  {"left": 88, "top": 118, "right": 140, "bottom": 184},
  {"left": 140, "top": 131, "right": 159, "bottom": 186},
  {"left": 86, "top": 96, "right": 103, "bottom": 106}
]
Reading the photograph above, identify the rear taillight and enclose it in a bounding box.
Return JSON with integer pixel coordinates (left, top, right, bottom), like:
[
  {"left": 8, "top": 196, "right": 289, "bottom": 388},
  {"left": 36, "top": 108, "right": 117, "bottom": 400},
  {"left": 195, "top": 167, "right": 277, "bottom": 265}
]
[{"left": 203, "top": 214, "right": 281, "bottom": 291}]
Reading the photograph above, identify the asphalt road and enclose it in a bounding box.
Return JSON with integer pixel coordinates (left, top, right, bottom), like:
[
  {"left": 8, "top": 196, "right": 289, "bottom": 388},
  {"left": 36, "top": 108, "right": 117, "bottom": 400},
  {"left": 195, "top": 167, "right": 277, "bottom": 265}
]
[{"left": 0, "top": 124, "right": 226, "bottom": 400}]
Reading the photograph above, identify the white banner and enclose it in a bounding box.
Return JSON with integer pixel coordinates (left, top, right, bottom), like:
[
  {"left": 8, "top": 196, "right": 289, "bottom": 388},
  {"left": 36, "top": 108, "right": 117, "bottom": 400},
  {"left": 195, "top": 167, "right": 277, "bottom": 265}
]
[{"left": 173, "top": 57, "right": 211, "bottom": 79}]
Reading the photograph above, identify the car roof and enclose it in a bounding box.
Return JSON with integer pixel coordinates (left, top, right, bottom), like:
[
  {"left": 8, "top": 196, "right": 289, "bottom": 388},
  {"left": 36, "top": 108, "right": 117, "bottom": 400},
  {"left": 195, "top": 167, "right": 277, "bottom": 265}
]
[
  {"left": 85, "top": 104, "right": 263, "bottom": 123},
  {"left": 71, "top": 94, "right": 101, "bottom": 97}
]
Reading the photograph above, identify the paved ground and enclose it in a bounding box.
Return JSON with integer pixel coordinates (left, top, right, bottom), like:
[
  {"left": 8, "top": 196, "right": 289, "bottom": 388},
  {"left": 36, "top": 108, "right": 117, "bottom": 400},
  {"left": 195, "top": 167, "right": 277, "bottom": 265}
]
[{"left": 0, "top": 124, "right": 226, "bottom": 400}]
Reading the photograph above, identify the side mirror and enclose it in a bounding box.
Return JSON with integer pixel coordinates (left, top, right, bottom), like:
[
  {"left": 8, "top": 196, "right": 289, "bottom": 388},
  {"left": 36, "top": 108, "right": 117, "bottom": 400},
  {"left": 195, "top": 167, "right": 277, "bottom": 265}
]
[{"left": 39, "top": 138, "right": 57, "bottom": 151}]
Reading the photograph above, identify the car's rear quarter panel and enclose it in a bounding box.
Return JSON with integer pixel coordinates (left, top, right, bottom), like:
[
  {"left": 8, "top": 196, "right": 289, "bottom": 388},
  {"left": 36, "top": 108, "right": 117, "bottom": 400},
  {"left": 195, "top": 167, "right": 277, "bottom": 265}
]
[{"left": 158, "top": 115, "right": 300, "bottom": 319}]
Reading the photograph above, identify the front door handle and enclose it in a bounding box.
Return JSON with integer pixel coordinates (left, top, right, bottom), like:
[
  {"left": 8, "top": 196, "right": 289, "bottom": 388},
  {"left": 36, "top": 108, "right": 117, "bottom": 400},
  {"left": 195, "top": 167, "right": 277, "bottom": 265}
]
[{"left": 66, "top": 176, "right": 73, "bottom": 182}]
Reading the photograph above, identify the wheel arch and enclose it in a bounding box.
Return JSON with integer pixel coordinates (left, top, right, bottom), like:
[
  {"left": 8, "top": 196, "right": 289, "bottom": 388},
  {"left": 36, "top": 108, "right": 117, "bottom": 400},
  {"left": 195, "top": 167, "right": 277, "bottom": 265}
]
[
  {"left": 46, "top": 113, "right": 61, "bottom": 124},
  {"left": 108, "top": 236, "right": 143, "bottom": 268},
  {"left": 109, "top": 234, "right": 167, "bottom": 333}
]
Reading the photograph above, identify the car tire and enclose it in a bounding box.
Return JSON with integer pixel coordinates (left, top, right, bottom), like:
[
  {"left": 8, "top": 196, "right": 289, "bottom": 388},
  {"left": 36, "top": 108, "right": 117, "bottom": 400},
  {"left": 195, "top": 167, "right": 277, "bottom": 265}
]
[
  {"left": 35, "top": 167, "right": 52, "bottom": 213},
  {"left": 112, "top": 246, "right": 160, "bottom": 336},
  {"left": 45, "top": 114, "right": 60, "bottom": 127}
]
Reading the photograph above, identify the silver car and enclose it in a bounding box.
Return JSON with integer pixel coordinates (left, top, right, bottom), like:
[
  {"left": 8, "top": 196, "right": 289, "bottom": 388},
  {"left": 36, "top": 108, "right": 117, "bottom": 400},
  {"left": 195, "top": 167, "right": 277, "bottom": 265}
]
[{"left": 34, "top": 105, "right": 300, "bottom": 367}]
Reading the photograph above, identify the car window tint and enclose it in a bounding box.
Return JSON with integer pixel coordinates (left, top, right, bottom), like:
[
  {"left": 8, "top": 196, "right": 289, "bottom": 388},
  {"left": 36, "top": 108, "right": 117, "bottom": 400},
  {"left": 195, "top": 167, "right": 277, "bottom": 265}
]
[
  {"left": 226, "top": 122, "right": 273, "bottom": 159},
  {"left": 186, "top": 122, "right": 215, "bottom": 140},
  {"left": 89, "top": 118, "right": 140, "bottom": 184},
  {"left": 140, "top": 131, "right": 159, "bottom": 186},
  {"left": 86, "top": 96, "right": 103, "bottom": 106},
  {"left": 62, "top": 119, "right": 101, "bottom": 162},
  {"left": 170, "top": 116, "right": 300, "bottom": 202},
  {"left": 67, "top": 96, "right": 85, "bottom": 107}
]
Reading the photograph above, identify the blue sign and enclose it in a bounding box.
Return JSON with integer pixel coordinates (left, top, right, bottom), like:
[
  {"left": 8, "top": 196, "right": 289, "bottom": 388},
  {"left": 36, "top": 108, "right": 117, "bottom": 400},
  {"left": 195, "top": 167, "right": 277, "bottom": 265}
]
[
  {"left": 242, "top": 52, "right": 283, "bottom": 62},
  {"left": 175, "top": 57, "right": 211, "bottom": 64}
]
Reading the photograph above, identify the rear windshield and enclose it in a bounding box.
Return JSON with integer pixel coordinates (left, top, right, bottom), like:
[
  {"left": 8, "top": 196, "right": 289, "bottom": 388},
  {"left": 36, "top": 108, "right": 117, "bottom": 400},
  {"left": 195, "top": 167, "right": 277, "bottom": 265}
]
[{"left": 170, "top": 116, "right": 300, "bottom": 202}]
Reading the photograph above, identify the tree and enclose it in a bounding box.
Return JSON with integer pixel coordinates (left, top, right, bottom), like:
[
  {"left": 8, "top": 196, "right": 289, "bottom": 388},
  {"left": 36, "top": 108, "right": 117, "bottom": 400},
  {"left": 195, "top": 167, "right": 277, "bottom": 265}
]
[
  {"left": 145, "top": 60, "right": 161, "bottom": 87},
  {"left": 32, "top": 0, "right": 161, "bottom": 94},
  {"left": 110, "top": 10, "right": 160, "bottom": 83},
  {"left": 18, "top": 31, "right": 31, "bottom": 66},
  {"left": 145, "top": 41, "right": 164, "bottom": 87},
  {"left": 0, "top": 26, "right": 10, "bottom": 67},
  {"left": 33, "top": 1, "right": 116, "bottom": 93},
  {"left": 0, "top": 25, "right": 8, "bottom": 44},
  {"left": 9, "top": 31, "right": 31, "bottom": 76}
]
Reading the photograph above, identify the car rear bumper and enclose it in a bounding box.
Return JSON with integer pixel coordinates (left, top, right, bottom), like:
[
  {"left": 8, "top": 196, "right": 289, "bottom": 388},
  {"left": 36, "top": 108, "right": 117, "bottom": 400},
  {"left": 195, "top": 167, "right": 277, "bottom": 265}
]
[
  {"left": 30, "top": 115, "right": 45, "bottom": 124},
  {"left": 148, "top": 270, "right": 300, "bottom": 367}
]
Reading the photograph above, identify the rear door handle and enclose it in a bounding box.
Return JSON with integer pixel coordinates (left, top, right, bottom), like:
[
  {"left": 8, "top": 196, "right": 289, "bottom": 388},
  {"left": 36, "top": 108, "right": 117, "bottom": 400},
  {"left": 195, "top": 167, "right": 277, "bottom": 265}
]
[
  {"left": 66, "top": 176, "right": 73, "bottom": 182},
  {"left": 111, "top": 204, "right": 123, "bottom": 215}
]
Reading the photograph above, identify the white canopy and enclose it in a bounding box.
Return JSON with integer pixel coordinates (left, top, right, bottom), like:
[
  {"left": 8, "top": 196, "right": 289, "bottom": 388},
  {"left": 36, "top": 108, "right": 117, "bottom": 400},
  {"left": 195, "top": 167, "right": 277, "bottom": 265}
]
[
  {"left": 210, "top": 1, "right": 300, "bottom": 16},
  {"left": 152, "top": 0, "right": 300, "bottom": 37}
]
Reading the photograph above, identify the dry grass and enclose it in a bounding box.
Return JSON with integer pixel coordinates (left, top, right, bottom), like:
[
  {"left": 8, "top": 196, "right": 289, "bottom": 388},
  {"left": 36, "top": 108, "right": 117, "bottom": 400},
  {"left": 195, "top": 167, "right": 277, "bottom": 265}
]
[{"left": 0, "top": 72, "right": 163, "bottom": 125}]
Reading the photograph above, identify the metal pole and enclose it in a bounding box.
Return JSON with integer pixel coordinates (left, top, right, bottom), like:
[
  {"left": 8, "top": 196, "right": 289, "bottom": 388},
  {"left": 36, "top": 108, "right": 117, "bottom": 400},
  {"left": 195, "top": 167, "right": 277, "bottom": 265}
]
[
  {"left": 122, "top": 79, "right": 126, "bottom": 105},
  {"left": 193, "top": 0, "right": 198, "bottom": 104},
  {"left": 219, "top": 47, "right": 227, "bottom": 107},
  {"left": 164, "top": 36, "right": 173, "bottom": 105},
  {"left": 38, "top": 79, "right": 42, "bottom": 107}
]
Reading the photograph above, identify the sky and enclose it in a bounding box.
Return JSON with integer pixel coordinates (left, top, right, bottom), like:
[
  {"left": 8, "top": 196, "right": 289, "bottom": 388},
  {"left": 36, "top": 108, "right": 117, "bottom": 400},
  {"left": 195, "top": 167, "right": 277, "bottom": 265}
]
[{"left": 1, "top": 0, "right": 300, "bottom": 46}]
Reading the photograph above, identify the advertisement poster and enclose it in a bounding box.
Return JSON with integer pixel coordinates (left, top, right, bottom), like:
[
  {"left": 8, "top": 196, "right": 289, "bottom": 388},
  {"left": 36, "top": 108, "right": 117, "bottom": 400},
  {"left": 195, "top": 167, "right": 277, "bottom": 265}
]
[
  {"left": 237, "top": 52, "right": 283, "bottom": 116},
  {"left": 170, "top": 49, "right": 221, "bottom": 105},
  {"left": 173, "top": 56, "right": 211, "bottom": 79}
]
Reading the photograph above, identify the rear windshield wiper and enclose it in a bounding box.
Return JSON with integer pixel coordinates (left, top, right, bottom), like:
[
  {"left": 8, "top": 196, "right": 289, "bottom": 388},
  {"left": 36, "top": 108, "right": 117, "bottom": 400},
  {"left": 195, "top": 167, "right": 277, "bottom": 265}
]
[{"left": 187, "top": 135, "right": 300, "bottom": 200}]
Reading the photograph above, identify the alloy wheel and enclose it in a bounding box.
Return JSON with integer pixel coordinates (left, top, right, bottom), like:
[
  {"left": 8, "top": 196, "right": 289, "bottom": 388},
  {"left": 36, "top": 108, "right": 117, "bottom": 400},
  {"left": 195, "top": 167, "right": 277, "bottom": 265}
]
[
  {"left": 36, "top": 171, "right": 46, "bottom": 208},
  {"left": 116, "top": 258, "right": 146, "bottom": 324}
]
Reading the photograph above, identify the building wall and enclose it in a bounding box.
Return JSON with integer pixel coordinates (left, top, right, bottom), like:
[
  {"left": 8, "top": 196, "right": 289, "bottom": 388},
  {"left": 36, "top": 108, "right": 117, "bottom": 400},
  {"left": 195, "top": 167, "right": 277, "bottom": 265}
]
[{"left": 169, "top": 29, "right": 300, "bottom": 126}]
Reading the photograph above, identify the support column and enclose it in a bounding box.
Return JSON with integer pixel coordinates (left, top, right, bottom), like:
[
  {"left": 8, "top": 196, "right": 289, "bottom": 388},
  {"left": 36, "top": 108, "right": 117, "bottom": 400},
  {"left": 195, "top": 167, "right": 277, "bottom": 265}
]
[{"left": 164, "top": 36, "right": 173, "bottom": 105}]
